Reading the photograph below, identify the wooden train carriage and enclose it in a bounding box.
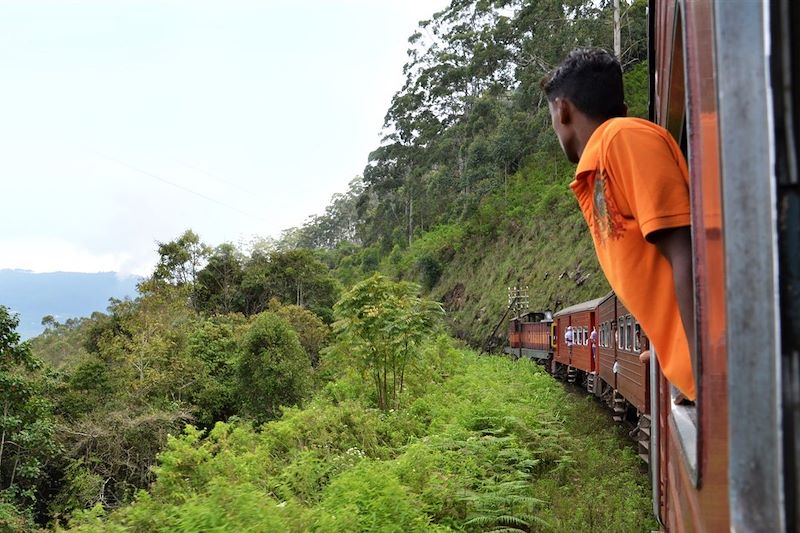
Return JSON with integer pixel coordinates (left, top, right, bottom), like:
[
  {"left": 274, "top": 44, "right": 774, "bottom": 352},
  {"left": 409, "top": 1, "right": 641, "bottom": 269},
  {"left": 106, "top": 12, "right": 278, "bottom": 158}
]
[
  {"left": 553, "top": 297, "right": 602, "bottom": 372},
  {"left": 614, "top": 299, "right": 648, "bottom": 414},
  {"left": 596, "top": 292, "right": 617, "bottom": 390},
  {"left": 596, "top": 292, "right": 649, "bottom": 413},
  {"left": 650, "top": 0, "right": 797, "bottom": 531}
]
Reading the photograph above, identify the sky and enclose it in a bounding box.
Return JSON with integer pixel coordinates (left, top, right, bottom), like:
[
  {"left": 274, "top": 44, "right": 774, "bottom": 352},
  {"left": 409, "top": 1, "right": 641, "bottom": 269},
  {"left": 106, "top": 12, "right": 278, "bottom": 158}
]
[{"left": 0, "top": 0, "right": 449, "bottom": 277}]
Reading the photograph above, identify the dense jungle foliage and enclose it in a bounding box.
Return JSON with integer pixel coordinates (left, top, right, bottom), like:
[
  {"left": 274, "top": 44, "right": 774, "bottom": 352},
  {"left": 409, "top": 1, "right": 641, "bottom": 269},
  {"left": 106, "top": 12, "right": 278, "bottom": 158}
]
[{"left": 0, "top": 0, "right": 655, "bottom": 530}]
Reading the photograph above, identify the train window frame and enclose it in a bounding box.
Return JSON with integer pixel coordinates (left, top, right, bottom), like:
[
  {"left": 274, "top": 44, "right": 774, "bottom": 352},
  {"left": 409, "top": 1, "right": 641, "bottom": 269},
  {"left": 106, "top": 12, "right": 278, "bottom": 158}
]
[
  {"left": 662, "top": 0, "right": 699, "bottom": 488},
  {"left": 633, "top": 321, "right": 641, "bottom": 352},
  {"left": 625, "top": 315, "right": 633, "bottom": 351},
  {"left": 617, "top": 318, "right": 624, "bottom": 349},
  {"left": 601, "top": 322, "right": 607, "bottom": 348}
]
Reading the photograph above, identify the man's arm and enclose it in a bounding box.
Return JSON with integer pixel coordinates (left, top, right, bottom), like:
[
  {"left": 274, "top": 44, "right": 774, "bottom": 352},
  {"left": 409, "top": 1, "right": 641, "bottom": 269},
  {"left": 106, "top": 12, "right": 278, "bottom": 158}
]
[{"left": 650, "top": 227, "right": 696, "bottom": 378}]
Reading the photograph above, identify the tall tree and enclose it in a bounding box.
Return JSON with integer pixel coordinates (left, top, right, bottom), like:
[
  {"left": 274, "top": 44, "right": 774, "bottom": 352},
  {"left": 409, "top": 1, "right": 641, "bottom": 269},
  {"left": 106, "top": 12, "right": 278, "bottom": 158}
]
[
  {"left": 153, "top": 230, "right": 211, "bottom": 287},
  {"left": 0, "top": 306, "right": 58, "bottom": 516},
  {"left": 195, "top": 243, "right": 245, "bottom": 314}
]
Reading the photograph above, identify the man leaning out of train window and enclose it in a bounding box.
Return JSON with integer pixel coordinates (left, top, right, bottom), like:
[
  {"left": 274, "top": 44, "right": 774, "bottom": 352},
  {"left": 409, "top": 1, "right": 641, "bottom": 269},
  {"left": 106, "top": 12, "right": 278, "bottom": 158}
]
[{"left": 540, "top": 48, "right": 695, "bottom": 404}]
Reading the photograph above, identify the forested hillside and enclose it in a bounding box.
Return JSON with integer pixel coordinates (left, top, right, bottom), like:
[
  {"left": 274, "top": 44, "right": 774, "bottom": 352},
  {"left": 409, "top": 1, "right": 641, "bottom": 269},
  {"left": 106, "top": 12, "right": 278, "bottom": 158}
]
[
  {"left": 285, "top": 0, "right": 648, "bottom": 345},
  {"left": 0, "top": 1, "right": 654, "bottom": 530}
]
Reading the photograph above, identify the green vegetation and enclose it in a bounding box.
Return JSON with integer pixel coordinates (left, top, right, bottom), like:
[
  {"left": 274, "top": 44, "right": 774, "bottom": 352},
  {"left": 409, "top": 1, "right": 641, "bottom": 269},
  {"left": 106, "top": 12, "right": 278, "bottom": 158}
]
[
  {"left": 1, "top": 1, "right": 658, "bottom": 529},
  {"left": 333, "top": 274, "right": 444, "bottom": 410},
  {"left": 65, "top": 345, "right": 653, "bottom": 532}
]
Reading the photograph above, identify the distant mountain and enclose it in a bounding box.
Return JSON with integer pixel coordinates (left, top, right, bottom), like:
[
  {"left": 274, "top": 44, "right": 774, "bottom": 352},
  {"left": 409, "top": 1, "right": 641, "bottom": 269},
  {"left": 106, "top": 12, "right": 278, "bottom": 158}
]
[{"left": 0, "top": 269, "right": 141, "bottom": 339}]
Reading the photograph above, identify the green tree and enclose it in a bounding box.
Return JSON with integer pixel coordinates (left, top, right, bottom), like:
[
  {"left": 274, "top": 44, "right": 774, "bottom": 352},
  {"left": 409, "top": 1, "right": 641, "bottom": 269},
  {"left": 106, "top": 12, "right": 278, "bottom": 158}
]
[
  {"left": 268, "top": 300, "right": 330, "bottom": 367},
  {"left": 0, "top": 306, "right": 58, "bottom": 517},
  {"left": 195, "top": 243, "right": 245, "bottom": 314},
  {"left": 237, "top": 312, "right": 312, "bottom": 422},
  {"left": 153, "top": 230, "right": 211, "bottom": 287},
  {"left": 184, "top": 316, "right": 244, "bottom": 427},
  {"left": 240, "top": 249, "right": 340, "bottom": 320},
  {"left": 333, "top": 274, "right": 443, "bottom": 410}
]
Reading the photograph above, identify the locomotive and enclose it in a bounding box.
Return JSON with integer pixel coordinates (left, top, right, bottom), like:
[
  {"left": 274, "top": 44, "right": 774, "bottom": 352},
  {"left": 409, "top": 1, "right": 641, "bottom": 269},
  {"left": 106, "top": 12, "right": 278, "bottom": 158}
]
[{"left": 507, "top": 0, "right": 798, "bottom": 531}]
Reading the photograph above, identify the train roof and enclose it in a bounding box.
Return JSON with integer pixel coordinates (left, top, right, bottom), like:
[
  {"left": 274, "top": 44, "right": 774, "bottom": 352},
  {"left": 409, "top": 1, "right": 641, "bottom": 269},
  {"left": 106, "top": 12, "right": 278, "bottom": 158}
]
[
  {"left": 511, "top": 310, "right": 553, "bottom": 322},
  {"left": 553, "top": 296, "right": 605, "bottom": 317},
  {"left": 597, "top": 291, "right": 615, "bottom": 306}
]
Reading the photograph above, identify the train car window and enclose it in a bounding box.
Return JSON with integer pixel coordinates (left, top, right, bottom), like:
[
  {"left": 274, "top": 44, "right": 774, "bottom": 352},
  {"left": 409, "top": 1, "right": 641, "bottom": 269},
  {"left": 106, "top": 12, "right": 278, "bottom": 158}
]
[
  {"left": 633, "top": 321, "right": 641, "bottom": 352},
  {"left": 625, "top": 316, "right": 633, "bottom": 351},
  {"left": 772, "top": 0, "right": 800, "bottom": 524},
  {"left": 617, "top": 318, "right": 624, "bottom": 349}
]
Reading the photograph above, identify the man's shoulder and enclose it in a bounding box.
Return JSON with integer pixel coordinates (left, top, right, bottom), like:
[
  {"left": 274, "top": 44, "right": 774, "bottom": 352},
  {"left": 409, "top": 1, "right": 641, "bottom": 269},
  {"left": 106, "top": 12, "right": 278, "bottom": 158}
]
[{"left": 602, "top": 117, "right": 670, "bottom": 141}]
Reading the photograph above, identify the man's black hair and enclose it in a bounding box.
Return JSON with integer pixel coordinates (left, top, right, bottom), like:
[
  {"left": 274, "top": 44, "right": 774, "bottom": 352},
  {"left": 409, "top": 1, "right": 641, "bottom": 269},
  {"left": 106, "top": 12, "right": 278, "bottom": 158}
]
[{"left": 540, "top": 48, "right": 626, "bottom": 121}]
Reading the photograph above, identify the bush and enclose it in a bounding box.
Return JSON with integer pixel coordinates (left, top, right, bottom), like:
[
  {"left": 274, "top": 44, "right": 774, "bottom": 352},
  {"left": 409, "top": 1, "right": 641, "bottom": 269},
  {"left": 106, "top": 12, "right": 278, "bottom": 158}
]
[
  {"left": 313, "top": 461, "right": 432, "bottom": 532},
  {"left": 333, "top": 275, "right": 443, "bottom": 410},
  {"left": 268, "top": 301, "right": 330, "bottom": 367}
]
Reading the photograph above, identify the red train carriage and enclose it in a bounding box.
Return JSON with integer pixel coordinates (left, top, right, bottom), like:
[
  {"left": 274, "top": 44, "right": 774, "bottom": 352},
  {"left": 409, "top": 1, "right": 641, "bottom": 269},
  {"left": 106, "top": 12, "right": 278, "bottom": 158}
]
[
  {"left": 613, "top": 298, "right": 648, "bottom": 415},
  {"left": 596, "top": 293, "right": 616, "bottom": 392},
  {"left": 504, "top": 1, "right": 798, "bottom": 529},
  {"left": 650, "top": 0, "right": 798, "bottom": 531},
  {"left": 552, "top": 297, "right": 602, "bottom": 384},
  {"left": 596, "top": 292, "right": 649, "bottom": 411},
  {"left": 504, "top": 311, "right": 553, "bottom": 361}
]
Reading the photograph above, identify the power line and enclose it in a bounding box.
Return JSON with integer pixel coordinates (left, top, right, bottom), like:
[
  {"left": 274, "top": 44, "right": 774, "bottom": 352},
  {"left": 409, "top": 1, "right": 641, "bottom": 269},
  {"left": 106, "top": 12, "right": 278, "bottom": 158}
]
[
  {"left": 89, "top": 149, "right": 269, "bottom": 223},
  {"left": 180, "top": 161, "right": 260, "bottom": 197}
]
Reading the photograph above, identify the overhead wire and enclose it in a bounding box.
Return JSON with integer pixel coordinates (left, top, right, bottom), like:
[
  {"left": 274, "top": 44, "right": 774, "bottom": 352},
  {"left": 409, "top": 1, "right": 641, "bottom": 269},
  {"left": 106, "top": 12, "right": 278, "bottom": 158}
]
[
  {"left": 88, "top": 149, "right": 269, "bottom": 223},
  {"left": 180, "top": 161, "right": 260, "bottom": 197}
]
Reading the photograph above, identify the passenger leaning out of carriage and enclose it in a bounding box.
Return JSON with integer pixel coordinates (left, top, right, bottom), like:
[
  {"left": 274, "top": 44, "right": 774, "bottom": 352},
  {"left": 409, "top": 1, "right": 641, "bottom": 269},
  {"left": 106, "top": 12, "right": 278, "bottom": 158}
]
[
  {"left": 541, "top": 48, "right": 695, "bottom": 404},
  {"left": 564, "top": 325, "right": 574, "bottom": 347}
]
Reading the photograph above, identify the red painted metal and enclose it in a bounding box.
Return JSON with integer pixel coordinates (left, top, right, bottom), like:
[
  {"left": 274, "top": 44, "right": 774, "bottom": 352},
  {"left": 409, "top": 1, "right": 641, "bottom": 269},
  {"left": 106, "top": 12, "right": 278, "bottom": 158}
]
[
  {"left": 653, "top": 1, "right": 729, "bottom": 531},
  {"left": 597, "top": 293, "right": 617, "bottom": 390},
  {"left": 508, "top": 319, "right": 521, "bottom": 349},
  {"left": 615, "top": 300, "right": 648, "bottom": 413},
  {"left": 519, "top": 321, "right": 550, "bottom": 352},
  {"left": 554, "top": 317, "right": 570, "bottom": 366},
  {"left": 553, "top": 298, "right": 602, "bottom": 373}
]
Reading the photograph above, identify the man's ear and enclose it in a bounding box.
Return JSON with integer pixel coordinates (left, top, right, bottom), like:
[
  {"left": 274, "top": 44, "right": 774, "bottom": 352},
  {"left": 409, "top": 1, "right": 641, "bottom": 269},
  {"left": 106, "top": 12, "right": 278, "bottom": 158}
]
[{"left": 556, "top": 98, "right": 572, "bottom": 125}]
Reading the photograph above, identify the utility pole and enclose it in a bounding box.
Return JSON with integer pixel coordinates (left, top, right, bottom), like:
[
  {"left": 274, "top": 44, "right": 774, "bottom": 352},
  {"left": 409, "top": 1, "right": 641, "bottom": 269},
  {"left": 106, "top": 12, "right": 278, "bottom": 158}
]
[
  {"left": 613, "top": 0, "right": 622, "bottom": 59},
  {"left": 508, "top": 286, "right": 529, "bottom": 360}
]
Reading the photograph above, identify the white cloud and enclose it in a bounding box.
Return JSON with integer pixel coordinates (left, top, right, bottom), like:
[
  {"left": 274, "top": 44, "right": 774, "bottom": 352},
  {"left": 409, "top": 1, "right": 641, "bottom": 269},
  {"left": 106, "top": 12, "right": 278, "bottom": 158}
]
[{"left": 0, "top": 238, "right": 154, "bottom": 276}]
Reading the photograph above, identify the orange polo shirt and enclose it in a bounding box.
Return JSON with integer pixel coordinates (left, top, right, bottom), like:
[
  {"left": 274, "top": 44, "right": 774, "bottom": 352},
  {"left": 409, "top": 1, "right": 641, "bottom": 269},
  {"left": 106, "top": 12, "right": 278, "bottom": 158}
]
[{"left": 570, "top": 117, "right": 695, "bottom": 400}]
